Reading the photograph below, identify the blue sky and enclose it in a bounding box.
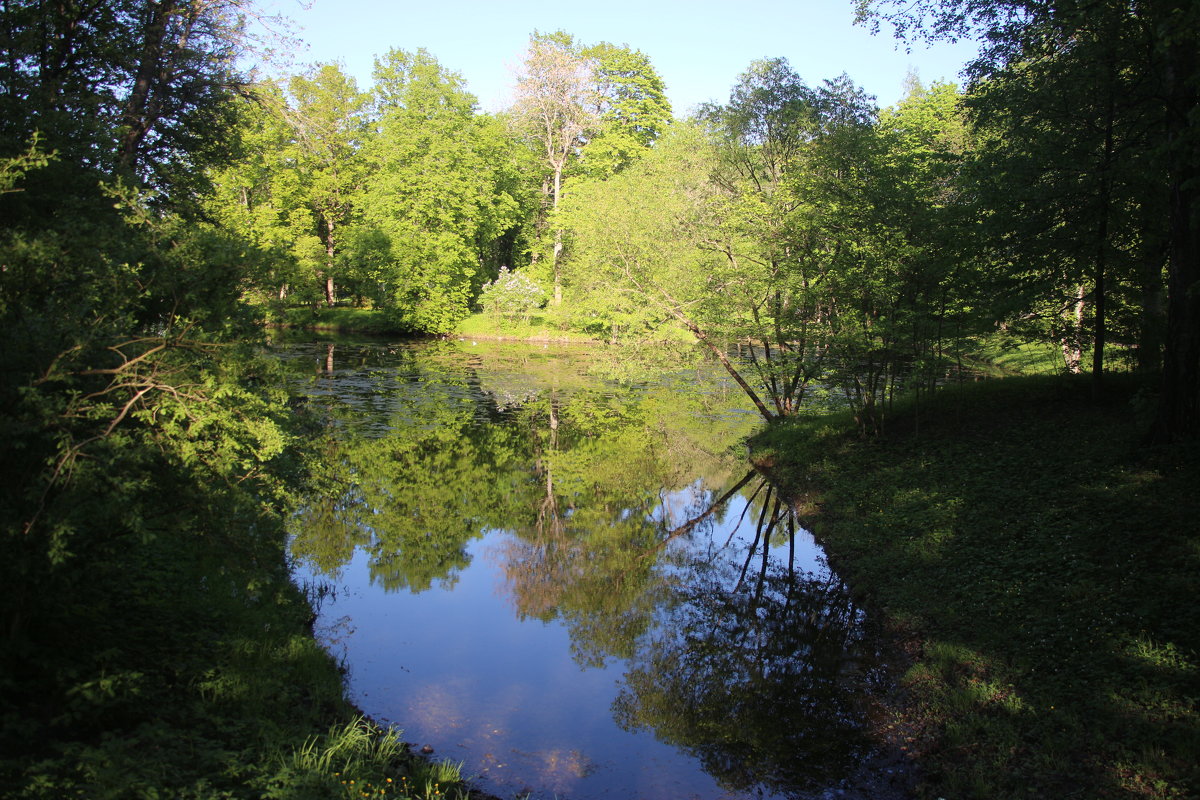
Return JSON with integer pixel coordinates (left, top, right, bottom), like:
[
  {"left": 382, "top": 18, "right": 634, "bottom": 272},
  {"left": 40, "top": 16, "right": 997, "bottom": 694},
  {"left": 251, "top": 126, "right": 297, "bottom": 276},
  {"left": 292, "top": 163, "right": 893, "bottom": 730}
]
[{"left": 254, "top": 0, "right": 978, "bottom": 113}]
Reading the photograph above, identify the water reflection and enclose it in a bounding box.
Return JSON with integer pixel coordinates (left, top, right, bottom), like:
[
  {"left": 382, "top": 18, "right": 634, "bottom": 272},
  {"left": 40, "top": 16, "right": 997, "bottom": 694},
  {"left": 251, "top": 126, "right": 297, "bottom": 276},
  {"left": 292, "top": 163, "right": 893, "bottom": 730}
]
[
  {"left": 615, "top": 497, "right": 871, "bottom": 797},
  {"left": 281, "top": 339, "right": 882, "bottom": 800}
]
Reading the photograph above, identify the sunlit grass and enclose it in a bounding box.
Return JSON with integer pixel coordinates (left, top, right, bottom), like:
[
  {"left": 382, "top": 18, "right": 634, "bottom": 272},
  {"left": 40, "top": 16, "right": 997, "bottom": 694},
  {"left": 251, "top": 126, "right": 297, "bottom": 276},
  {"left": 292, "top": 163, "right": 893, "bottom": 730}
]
[
  {"left": 964, "top": 334, "right": 1064, "bottom": 375},
  {"left": 268, "top": 717, "right": 470, "bottom": 799},
  {"left": 271, "top": 305, "right": 399, "bottom": 335},
  {"left": 455, "top": 310, "right": 602, "bottom": 342}
]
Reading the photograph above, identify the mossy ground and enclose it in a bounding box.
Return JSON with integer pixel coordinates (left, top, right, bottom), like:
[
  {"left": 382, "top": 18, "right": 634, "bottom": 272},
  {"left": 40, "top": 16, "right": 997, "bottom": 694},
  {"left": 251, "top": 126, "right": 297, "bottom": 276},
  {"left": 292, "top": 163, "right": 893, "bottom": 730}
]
[{"left": 749, "top": 374, "right": 1200, "bottom": 799}]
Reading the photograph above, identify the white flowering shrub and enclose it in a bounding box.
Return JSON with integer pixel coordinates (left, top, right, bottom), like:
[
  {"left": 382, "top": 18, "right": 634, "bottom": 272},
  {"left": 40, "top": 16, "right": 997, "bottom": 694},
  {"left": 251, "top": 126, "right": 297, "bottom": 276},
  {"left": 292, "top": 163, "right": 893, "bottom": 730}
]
[{"left": 478, "top": 266, "right": 547, "bottom": 323}]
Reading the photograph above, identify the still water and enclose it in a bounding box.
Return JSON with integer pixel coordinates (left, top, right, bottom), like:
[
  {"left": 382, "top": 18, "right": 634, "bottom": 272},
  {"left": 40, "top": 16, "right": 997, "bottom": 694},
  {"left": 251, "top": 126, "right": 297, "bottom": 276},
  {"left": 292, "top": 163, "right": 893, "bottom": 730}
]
[{"left": 279, "top": 338, "right": 884, "bottom": 800}]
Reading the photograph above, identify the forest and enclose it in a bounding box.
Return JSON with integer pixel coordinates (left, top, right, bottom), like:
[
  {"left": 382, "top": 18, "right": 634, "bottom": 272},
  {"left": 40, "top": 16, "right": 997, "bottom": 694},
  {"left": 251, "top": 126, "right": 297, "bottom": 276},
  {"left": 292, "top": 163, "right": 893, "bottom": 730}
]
[{"left": 0, "top": 0, "right": 1197, "bottom": 798}]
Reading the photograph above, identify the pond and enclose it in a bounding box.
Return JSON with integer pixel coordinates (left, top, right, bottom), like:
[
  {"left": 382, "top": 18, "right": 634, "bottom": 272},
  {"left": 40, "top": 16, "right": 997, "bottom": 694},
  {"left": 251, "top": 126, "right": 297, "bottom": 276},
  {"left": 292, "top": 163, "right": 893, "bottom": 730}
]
[{"left": 277, "top": 337, "right": 897, "bottom": 800}]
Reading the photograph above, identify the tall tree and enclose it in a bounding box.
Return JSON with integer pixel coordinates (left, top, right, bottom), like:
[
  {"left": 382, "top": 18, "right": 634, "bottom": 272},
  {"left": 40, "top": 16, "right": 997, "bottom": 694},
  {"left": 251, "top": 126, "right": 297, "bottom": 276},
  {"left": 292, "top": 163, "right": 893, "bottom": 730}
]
[
  {"left": 356, "top": 48, "right": 523, "bottom": 333},
  {"left": 0, "top": 0, "right": 300, "bottom": 738},
  {"left": 207, "top": 81, "right": 315, "bottom": 301},
  {"left": 510, "top": 30, "right": 598, "bottom": 304},
  {"left": 855, "top": 0, "right": 1199, "bottom": 439},
  {"left": 284, "top": 63, "right": 369, "bottom": 306},
  {"left": 577, "top": 41, "right": 673, "bottom": 179}
]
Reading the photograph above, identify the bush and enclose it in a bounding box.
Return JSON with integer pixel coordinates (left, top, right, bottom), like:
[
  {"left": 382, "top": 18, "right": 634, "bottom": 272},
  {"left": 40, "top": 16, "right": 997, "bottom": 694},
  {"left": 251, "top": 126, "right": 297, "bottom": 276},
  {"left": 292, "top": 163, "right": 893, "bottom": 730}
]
[{"left": 478, "top": 267, "right": 546, "bottom": 324}]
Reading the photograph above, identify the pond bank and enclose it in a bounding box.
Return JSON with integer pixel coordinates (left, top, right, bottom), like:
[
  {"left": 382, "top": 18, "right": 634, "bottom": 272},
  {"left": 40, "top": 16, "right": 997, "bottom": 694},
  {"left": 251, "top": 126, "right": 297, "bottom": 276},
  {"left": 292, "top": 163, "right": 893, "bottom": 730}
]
[
  {"left": 0, "top": 395, "right": 477, "bottom": 798},
  {"left": 748, "top": 373, "right": 1200, "bottom": 799}
]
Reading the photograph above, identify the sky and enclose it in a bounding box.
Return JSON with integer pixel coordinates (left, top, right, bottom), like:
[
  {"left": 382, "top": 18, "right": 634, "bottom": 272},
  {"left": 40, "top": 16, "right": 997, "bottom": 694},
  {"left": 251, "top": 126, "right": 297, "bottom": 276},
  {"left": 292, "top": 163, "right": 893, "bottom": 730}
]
[{"left": 253, "top": 0, "right": 979, "bottom": 114}]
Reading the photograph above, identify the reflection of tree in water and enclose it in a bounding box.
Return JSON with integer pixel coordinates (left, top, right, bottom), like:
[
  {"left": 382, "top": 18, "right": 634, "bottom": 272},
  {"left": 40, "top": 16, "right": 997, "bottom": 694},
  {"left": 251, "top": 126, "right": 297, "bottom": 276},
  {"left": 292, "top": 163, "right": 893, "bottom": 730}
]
[
  {"left": 287, "top": 342, "right": 877, "bottom": 795},
  {"left": 613, "top": 486, "right": 872, "bottom": 797},
  {"left": 495, "top": 391, "right": 691, "bottom": 666},
  {"left": 289, "top": 344, "right": 749, "bottom": 599},
  {"left": 498, "top": 467, "right": 873, "bottom": 797},
  {"left": 288, "top": 343, "right": 531, "bottom": 592}
]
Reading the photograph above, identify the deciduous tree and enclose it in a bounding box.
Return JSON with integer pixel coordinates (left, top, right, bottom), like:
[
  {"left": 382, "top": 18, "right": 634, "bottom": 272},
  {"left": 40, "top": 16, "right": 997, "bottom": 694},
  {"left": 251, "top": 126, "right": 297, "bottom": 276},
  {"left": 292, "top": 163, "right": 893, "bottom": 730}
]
[{"left": 511, "top": 30, "right": 598, "bottom": 304}]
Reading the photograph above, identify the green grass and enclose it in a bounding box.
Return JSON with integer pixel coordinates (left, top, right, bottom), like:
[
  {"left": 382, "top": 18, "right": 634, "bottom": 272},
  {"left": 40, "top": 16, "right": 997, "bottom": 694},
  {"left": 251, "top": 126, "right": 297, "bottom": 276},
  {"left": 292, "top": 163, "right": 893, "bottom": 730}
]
[
  {"left": 455, "top": 311, "right": 602, "bottom": 342},
  {"left": 271, "top": 305, "right": 401, "bottom": 335},
  {"left": 963, "top": 335, "right": 1065, "bottom": 376},
  {"left": 749, "top": 374, "right": 1200, "bottom": 799}
]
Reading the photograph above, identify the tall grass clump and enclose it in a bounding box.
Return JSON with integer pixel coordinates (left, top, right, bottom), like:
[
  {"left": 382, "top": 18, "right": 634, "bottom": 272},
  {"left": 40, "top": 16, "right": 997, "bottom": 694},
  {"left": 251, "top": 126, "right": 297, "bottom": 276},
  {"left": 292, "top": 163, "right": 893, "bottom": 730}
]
[{"left": 261, "top": 717, "right": 469, "bottom": 799}]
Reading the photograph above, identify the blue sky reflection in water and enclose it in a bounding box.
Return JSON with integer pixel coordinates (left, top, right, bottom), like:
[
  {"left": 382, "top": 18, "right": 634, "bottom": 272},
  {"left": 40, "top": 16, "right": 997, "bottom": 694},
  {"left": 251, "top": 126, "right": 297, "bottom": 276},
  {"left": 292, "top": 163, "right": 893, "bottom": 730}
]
[{"left": 283, "top": 339, "right": 878, "bottom": 800}]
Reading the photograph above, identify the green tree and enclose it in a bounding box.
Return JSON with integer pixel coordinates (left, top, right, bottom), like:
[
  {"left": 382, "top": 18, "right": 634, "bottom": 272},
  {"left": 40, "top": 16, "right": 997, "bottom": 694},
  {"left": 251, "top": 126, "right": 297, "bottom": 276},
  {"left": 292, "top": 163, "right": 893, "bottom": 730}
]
[
  {"left": 355, "top": 49, "right": 523, "bottom": 333},
  {"left": 207, "top": 82, "right": 317, "bottom": 302},
  {"left": 561, "top": 121, "right": 782, "bottom": 417},
  {"left": 855, "top": 0, "right": 1200, "bottom": 439},
  {"left": 283, "top": 63, "right": 369, "bottom": 306},
  {"left": 577, "top": 41, "right": 673, "bottom": 179},
  {"left": 0, "top": 3, "right": 327, "bottom": 792}
]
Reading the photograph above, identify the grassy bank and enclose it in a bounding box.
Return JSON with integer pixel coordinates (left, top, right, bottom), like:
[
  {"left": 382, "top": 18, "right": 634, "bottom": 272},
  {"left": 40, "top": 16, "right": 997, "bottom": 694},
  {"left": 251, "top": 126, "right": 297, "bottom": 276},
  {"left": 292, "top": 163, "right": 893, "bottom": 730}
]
[
  {"left": 749, "top": 375, "right": 1199, "bottom": 799},
  {"left": 269, "top": 305, "right": 401, "bottom": 336},
  {"left": 0, "top": 512, "right": 474, "bottom": 799},
  {"left": 0, "top": 376, "right": 474, "bottom": 800},
  {"left": 454, "top": 311, "right": 600, "bottom": 343}
]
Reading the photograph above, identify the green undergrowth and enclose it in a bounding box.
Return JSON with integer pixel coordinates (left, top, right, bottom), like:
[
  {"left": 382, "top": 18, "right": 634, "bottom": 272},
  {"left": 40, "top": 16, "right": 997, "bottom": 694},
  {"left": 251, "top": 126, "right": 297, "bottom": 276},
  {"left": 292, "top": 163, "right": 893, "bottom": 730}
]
[
  {"left": 749, "top": 374, "right": 1200, "bottom": 799},
  {"left": 0, "top": 479, "right": 470, "bottom": 798}
]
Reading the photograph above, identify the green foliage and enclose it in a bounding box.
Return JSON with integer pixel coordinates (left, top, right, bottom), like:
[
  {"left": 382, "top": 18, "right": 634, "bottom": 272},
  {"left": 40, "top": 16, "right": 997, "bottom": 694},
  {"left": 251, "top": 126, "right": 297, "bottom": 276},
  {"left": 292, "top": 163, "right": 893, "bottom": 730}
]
[
  {"left": 564, "top": 63, "right": 983, "bottom": 429},
  {"left": 263, "top": 718, "right": 468, "bottom": 800},
  {"left": 0, "top": 5, "right": 471, "bottom": 797},
  {"left": 208, "top": 82, "right": 327, "bottom": 304},
  {"left": 578, "top": 41, "right": 673, "bottom": 179},
  {"left": 210, "top": 52, "right": 534, "bottom": 333},
  {"left": 858, "top": 0, "right": 1200, "bottom": 439},
  {"left": 358, "top": 49, "right": 525, "bottom": 333},
  {"left": 559, "top": 120, "right": 721, "bottom": 340}
]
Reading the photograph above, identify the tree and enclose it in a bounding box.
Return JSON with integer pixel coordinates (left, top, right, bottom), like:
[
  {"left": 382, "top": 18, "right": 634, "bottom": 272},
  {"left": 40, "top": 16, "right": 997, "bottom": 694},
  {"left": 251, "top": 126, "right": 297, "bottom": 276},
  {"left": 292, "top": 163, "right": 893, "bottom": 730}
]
[
  {"left": 510, "top": 30, "right": 599, "bottom": 305},
  {"left": 577, "top": 41, "right": 673, "bottom": 179},
  {"left": 283, "top": 63, "right": 369, "bottom": 306},
  {"left": 0, "top": 0, "right": 254, "bottom": 198},
  {"left": 855, "top": 0, "right": 1200, "bottom": 439},
  {"left": 562, "top": 121, "right": 779, "bottom": 419},
  {"left": 565, "top": 57, "right": 977, "bottom": 431},
  {"left": 698, "top": 58, "right": 833, "bottom": 419},
  {"left": 356, "top": 49, "right": 523, "bottom": 333},
  {"left": 207, "top": 81, "right": 316, "bottom": 301},
  {"left": 0, "top": 8, "right": 317, "bottom": 788}
]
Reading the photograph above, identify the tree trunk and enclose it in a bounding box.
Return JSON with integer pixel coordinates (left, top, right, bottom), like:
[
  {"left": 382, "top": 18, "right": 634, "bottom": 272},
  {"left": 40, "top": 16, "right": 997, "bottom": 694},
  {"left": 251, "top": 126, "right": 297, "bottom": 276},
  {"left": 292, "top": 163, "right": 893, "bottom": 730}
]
[
  {"left": 1091, "top": 65, "right": 1116, "bottom": 396},
  {"left": 1151, "top": 29, "right": 1200, "bottom": 442},
  {"left": 551, "top": 165, "right": 563, "bottom": 305},
  {"left": 119, "top": 0, "right": 180, "bottom": 172},
  {"left": 1137, "top": 249, "right": 1167, "bottom": 373},
  {"left": 323, "top": 215, "right": 337, "bottom": 306},
  {"left": 1062, "top": 285, "right": 1085, "bottom": 374},
  {"left": 674, "top": 312, "right": 775, "bottom": 422}
]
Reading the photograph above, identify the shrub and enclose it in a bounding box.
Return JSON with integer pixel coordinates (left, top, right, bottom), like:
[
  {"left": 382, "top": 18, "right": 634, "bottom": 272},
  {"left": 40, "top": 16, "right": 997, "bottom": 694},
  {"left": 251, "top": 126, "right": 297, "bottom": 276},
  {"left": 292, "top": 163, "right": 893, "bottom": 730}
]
[{"left": 478, "top": 267, "right": 546, "bottom": 324}]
